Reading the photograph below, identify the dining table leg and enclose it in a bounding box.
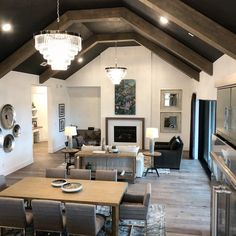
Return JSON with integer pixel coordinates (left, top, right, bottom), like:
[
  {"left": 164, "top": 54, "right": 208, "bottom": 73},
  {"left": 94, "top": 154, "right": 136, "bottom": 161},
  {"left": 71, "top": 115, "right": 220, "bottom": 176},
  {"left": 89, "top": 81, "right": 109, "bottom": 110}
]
[{"left": 112, "top": 205, "right": 119, "bottom": 236}]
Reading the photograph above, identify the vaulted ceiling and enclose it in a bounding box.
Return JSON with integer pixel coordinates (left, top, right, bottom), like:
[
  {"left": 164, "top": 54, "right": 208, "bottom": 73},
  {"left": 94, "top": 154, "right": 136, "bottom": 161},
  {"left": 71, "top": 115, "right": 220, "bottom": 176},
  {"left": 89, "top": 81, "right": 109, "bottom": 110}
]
[{"left": 0, "top": 0, "right": 235, "bottom": 83}]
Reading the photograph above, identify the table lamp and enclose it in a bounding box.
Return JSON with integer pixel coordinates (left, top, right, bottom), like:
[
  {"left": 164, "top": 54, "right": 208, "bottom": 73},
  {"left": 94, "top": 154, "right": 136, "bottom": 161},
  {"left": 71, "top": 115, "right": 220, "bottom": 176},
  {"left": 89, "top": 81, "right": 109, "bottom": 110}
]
[
  {"left": 64, "top": 126, "right": 77, "bottom": 149},
  {"left": 146, "top": 128, "right": 159, "bottom": 154}
]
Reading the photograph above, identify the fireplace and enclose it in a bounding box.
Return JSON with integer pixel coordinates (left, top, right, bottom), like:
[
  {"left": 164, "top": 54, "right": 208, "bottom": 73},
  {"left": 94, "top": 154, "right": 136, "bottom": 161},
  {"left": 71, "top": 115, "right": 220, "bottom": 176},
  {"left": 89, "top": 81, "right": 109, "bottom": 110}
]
[
  {"left": 114, "top": 126, "right": 137, "bottom": 143},
  {"left": 105, "top": 117, "right": 145, "bottom": 149}
]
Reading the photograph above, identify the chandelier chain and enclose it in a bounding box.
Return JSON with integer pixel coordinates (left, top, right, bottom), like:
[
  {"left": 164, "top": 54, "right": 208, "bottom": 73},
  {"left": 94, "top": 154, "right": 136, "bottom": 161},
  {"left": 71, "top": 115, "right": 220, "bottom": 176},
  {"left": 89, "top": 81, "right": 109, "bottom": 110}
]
[{"left": 57, "top": 0, "right": 60, "bottom": 23}]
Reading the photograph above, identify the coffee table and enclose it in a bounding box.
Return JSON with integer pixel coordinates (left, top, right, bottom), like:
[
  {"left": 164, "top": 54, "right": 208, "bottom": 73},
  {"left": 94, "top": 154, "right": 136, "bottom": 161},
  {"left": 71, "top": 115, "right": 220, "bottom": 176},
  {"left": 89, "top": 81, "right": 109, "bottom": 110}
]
[{"left": 143, "top": 151, "right": 162, "bottom": 177}]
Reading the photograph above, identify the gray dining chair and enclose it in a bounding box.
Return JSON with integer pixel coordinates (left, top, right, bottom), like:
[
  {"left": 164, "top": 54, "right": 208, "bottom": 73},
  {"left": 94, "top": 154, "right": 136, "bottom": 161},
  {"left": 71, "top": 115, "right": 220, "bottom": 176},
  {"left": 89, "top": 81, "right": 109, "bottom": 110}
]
[
  {"left": 0, "top": 197, "right": 33, "bottom": 235},
  {"left": 95, "top": 170, "right": 117, "bottom": 217},
  {"left": 0, "top": 175, "right": 7, "bottom": 191},
  {"left": 45, "top": 168, "right": 66, "bottom": 178},
  {"left": 119, "top": 183, "right": 152, "bottom": 232},
  {"left": 65, "top": 203, "right": 105, "bottom": 236},
  {"left": 31, "top": 199, "right": 65, "bottom": 235},
  {"left": 70, "top": 169, "right": 91, "bottom": 180},
  {"left": 95, "top": 169, "right": 117, "bottom": 181}
]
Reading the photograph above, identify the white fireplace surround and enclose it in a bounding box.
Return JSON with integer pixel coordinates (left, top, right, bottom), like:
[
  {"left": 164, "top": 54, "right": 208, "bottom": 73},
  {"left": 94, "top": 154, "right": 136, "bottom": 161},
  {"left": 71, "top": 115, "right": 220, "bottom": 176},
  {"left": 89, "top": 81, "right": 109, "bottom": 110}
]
[{"left": 105, "top": 117, "right": 145, "bottom": 149}]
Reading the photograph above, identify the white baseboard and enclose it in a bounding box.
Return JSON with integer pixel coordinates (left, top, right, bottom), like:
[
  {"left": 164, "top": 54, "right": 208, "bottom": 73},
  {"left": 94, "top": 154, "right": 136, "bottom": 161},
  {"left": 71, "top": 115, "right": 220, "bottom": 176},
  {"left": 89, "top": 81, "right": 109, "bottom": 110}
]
[{"left": 3, "top": 159, "right": 33, "bottom": 176}]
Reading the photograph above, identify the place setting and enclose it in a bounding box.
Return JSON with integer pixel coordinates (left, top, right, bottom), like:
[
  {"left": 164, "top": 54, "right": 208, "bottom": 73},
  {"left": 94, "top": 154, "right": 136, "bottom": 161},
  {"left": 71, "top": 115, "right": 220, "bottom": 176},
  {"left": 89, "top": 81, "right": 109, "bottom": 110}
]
[{"left": 51, "top": 179, "right": 83, "bottom": 193}]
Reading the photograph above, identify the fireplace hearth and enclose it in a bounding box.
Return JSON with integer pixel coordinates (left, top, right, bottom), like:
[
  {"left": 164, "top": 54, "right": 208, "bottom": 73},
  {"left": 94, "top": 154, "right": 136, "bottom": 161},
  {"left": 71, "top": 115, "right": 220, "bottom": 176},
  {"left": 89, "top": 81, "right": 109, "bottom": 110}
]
[{"left": 114, "top": 126, "right": 137, "bottom": 143}]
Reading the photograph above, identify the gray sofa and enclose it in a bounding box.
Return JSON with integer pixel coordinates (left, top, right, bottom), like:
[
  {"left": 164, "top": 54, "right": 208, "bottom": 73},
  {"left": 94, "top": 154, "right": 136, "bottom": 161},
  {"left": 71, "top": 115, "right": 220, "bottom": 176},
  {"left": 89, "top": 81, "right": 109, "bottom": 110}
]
[{"left": 154, "top": 136, "right": 183, "bottom": 169}]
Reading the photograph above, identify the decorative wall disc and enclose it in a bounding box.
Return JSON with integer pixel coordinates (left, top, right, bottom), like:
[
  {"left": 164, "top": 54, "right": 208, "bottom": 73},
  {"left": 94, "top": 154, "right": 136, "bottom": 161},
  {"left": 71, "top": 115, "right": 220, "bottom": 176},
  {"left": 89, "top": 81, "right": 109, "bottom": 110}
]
[
  {"left": 0, "top": 104, "right": 16, "bottom": 129},
  {"left": 3, "top": 134, "right": 15, "bottom": 153},
  {"left": 0, "top": 128, "right": 3, "bottom": 148},
  {"left": 13, "top": 124, "right": 21, "bottom": 137}
]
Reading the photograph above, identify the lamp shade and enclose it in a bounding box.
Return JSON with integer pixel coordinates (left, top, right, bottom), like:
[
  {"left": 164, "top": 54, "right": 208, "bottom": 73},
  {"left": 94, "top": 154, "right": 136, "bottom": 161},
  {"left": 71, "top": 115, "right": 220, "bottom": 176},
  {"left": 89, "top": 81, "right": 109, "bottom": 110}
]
[
  {"left": 64, "top": 126, "right": 77, "bottom": 136},
  {"left": 146, "top": 128, "right": 159, "bottom": 139}
]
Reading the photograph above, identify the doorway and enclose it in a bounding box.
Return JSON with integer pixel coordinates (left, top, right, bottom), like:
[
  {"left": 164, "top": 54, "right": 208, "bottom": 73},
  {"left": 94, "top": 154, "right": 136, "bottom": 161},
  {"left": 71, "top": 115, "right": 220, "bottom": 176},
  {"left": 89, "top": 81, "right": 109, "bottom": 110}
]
[{"left": 31, "top": 86, "right": 48, "bottom": 150}]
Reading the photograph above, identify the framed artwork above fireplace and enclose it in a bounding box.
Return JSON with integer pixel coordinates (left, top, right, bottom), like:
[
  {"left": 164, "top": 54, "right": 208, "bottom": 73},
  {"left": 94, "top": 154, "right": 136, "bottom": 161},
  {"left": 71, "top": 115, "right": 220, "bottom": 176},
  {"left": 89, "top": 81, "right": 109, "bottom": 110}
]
[{"left": 115, "top": 79, "right": 136, "bottom": 115}]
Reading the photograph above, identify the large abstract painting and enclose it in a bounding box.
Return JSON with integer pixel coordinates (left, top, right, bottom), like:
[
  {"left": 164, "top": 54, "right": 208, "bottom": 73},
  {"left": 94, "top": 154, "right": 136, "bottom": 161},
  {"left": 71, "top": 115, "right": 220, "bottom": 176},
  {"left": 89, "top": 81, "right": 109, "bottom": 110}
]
[{"left": 115, "top": 79, "right": 136, "bottom": 115}]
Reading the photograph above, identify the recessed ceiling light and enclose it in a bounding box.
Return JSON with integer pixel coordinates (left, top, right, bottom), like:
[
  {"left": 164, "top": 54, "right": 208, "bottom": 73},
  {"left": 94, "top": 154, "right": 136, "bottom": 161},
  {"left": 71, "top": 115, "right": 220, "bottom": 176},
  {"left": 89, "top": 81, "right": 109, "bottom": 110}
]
[
  {"left": 188, "top": 32, "right": 194, "bottom": 37},
  {"left": 2, "top": 23, "right": 12, "bottom": 32},
  {"left": 40, "top": 62, "right": 48, "bottom": 67},
  {"left": 160, "top": 16, "right": 168, "bottom": 25},
  {"left": 78, "top": 57, "right": 83, "bottom": 63}
]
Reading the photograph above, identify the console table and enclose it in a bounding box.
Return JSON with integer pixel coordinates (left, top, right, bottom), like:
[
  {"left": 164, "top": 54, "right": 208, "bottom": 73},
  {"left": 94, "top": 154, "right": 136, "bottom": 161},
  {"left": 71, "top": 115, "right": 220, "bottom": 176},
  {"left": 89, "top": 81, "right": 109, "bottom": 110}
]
[{"left": 75, "top": 151, "right": 136, "bottom": 183}]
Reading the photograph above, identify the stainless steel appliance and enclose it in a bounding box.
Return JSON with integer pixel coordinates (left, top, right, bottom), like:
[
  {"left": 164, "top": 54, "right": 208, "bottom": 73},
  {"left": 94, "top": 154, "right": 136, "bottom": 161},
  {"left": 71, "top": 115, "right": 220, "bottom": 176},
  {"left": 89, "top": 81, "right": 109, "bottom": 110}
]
[{"left": 210, "top": 135, "right": 236, "bottom": 236}]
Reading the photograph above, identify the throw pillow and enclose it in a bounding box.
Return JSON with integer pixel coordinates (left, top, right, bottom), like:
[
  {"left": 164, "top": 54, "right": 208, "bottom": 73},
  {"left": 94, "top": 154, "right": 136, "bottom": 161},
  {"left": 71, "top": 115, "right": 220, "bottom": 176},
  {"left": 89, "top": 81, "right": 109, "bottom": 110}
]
[
  {"left": 169, "top": 136, "right": 177, "bottom": 147},
  {"left": 170, "top": 138, "right": 181, "bottom": 150}
]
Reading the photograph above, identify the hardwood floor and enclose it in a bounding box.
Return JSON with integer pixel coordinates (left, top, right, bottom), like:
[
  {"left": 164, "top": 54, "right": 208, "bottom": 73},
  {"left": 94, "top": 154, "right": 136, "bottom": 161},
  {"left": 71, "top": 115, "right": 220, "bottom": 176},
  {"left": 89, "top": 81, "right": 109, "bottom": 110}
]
[{"left": 6, "top": 142, "right": 211, "bottom": 236}]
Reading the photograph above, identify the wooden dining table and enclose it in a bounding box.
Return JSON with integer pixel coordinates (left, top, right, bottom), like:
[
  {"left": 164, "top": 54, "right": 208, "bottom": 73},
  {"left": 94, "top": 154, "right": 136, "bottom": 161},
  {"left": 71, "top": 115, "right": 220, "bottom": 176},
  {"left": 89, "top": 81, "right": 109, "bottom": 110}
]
[{"left": 0, "top": 177, "right": 128, "bottom": 236}]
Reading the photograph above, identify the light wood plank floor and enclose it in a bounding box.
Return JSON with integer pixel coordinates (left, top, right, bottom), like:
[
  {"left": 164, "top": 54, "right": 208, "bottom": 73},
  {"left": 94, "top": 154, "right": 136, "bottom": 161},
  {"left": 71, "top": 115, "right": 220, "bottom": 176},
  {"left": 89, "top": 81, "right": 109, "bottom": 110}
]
[{"left": 6, "top": 142, "right": 211, "bottom": 236}]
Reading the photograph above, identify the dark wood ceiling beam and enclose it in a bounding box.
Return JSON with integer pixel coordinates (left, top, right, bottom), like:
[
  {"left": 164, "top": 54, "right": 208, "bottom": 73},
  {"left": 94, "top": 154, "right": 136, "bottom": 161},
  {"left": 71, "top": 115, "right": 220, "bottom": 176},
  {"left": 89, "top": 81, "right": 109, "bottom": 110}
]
[
  {"left": 66, "top": 8, "right": 212, "bottom": 74},
  {"left": 40, "top": 32, "right": 199, "bottom": 83},
  {"left": 120, "top": 8, "right": 212, "bottom": 75},
  {"left": 133, "top": 34, "right": 200, "bottom": 80},
  {"left": 138, "top": 0, "right": 236, "bottom": 59},
  {"left": 0, "top": 7, "right": 211, "bottom": 81}
]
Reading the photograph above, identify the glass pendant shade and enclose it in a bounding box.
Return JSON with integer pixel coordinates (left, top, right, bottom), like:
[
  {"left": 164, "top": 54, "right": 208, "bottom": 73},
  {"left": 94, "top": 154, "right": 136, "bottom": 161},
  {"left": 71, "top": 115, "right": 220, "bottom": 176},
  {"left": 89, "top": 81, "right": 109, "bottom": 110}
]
[
  {"left": 34, "top": 31, "right": 82, "bottom": 70},
  {"left": 105, "top": 65, "right": 127, "bottom": 85}
]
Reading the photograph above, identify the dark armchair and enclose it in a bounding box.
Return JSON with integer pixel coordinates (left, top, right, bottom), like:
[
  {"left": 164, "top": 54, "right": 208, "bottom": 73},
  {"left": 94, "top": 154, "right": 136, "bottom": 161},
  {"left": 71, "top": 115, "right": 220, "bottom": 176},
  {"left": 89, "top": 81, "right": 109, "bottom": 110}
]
[{"left": 154, "top": 136, "right": 183, "bottom": 169}]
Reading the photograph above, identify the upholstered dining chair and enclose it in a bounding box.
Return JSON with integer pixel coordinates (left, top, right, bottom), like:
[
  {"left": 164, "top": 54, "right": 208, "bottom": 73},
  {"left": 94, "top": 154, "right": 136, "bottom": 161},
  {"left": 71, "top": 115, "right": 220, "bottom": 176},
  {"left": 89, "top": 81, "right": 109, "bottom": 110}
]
[
  {"left": 95, "top": 169, "right": 117, "bottom": 181},
  {"left": 69, "top": 169, "right": 91, "bottom": 180},
  {"left": 45, "top": 168, "right": 66, "bottom": 178},
  {"left": 0, "top": 197, "right": 33, "bottom": 235},
  {"left": 65, "top": 203, "right": 105, "bottom": 236},
  {"left": 0, "top": 175, "right": 7, "bottom": 191},
  {"left": 119, "top": 183, "right": 152, "bottom": 232},
  {"left": 31, "top": 199, "right": 65, "bottom": 235}
]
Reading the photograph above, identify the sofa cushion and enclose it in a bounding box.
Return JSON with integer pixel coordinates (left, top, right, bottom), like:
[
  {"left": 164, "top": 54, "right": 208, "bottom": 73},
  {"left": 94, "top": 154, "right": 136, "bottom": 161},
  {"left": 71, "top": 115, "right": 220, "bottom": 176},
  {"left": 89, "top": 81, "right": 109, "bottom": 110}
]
[
  {"left": 170, "top": 138, "right": 181, "bottom": 150},
  {"left": 117, "top": 145, "right": 139, "bottom": 154},
  {"left": 81, "top": 145, "right": 102, "bottom": 151}
]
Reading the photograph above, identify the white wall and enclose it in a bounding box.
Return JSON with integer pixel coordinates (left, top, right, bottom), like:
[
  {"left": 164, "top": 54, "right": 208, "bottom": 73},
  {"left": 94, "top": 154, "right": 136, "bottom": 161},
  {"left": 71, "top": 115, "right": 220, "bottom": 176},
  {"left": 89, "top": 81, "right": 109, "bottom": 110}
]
[
  {"left": 44, "top": 79, "right": 70, "bottom": 153},
  {"left": 0, "top": 71, "right": 37, "bottom": 175},
  {"left": 66, "top": 46, "right": 216, "bottom": 150},
  {"left": 151, "top": 53, "right": 195, "bottom": 148},
  {"left": 32, "top": 86, "right": 48, "bottom": 141},
  {"left": 67, "top": 87, "right": 101, "bottom": 129}
]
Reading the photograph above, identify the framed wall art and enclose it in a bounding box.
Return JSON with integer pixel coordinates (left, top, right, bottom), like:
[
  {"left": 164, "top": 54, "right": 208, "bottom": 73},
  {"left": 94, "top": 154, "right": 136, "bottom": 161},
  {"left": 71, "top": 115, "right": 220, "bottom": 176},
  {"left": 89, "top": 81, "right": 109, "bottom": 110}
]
[
  {"left": 160, "top": 89, "right": 182, "bottom": 111},
  {"left": 160, "top": 112, "right": 181, "bottom": 133},
  {"left": 115, "top": 79, "right": 136, "bottom": 115},
  {"left": 59, "top": 118, "right": 65, "bottom": 132},
  {"left": 58, "top": 103, "right": 65, "bottom": 117}
]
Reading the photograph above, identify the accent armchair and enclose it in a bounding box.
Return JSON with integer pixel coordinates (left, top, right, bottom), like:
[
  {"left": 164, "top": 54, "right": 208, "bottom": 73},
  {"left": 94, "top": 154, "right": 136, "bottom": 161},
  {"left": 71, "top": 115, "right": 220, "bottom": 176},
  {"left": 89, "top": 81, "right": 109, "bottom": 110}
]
[{"left": 154, "top": 136, "right": 183, "bottom": 169}]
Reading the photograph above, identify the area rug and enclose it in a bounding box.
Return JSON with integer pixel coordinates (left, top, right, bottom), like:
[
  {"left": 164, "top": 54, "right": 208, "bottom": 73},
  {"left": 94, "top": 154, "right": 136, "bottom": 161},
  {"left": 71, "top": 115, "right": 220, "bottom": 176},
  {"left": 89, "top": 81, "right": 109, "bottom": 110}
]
[
  {"left": 98, "top": 204, "right": 166, "bottom": 236},
  {"left": 3, "top": 204, "right": 165, "bottom": 236}
]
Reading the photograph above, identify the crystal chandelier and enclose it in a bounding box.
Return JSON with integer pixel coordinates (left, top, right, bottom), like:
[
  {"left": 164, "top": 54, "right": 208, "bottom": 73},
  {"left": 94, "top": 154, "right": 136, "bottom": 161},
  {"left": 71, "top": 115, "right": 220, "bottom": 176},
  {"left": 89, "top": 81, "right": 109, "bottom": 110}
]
[
  {"left": 105, "top": 42, "right": 127, "bottom": 84},
  {"left": 34, "top": 0, "right": 82, "bottom": 70}
]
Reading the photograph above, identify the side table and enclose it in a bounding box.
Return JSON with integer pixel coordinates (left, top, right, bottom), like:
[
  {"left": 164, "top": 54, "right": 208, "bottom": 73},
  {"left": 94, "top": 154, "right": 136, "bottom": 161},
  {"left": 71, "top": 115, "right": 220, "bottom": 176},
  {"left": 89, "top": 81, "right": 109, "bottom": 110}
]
[
  {"left": 61, "top": 148, "right": 79, "bottom": 174},
  {"left": 143, "top": 151, "right": 162, "bottom": 177}
]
